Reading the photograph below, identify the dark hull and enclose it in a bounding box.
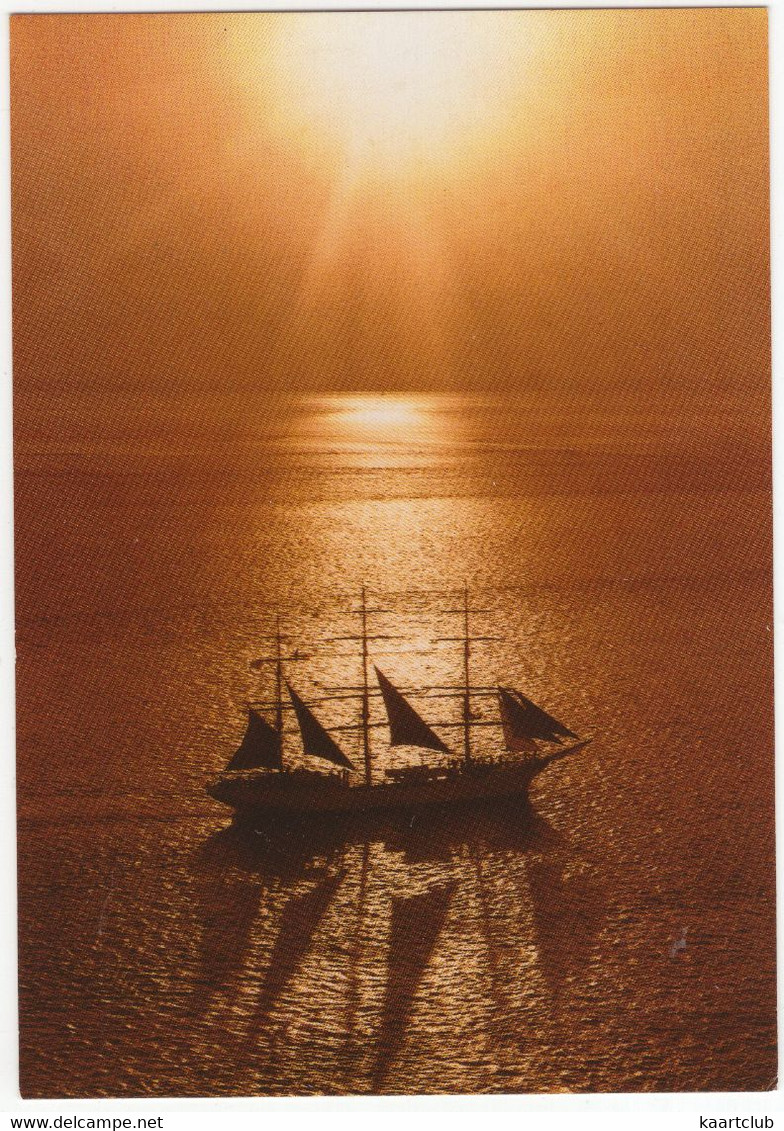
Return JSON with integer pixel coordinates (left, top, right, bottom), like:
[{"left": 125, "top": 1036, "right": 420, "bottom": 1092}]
[{"left": 206, "top": 741, "right": 591, "bottom": 820}]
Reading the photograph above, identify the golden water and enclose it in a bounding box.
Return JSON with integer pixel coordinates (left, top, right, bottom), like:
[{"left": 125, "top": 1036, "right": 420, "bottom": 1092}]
[{"left": 15, "top": 394, "right": 774, "bottom": 1095}]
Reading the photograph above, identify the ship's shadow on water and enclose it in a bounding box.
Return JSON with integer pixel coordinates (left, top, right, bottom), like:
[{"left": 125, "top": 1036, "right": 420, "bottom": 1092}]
[
  {"left": 192, "top": 801, "right": 606, "bottom": 1093},
  {"left": 198, "top": 797, "right": 565, "bottom": 870},
  {"left": 370, "top": 878, "right": 457, "bottom": 1093}
]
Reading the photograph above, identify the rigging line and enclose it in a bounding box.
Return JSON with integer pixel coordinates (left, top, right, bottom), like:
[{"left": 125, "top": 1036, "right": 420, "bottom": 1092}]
[
  {"left": 433, "top": 636, "right": 501, "bottom": 642},
  {"left": 329, "top": 634, "right": 405, "bottom": 641},
  {"left": 304, "top": 690, "right": 496, "bottom": 703},
  {"left": 315, "top": 684, "right": 498, "bottom": 692},
  {"left": 247, "top": 709, "right": 505, "bottom": 731},
  {"left": 330, "top": 720, "right": 503, "bottom": 732}
]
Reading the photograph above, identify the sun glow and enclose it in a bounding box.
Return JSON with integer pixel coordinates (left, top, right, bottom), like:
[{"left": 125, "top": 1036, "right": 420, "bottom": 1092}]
[
  {"left": 300, "top": 395, "right": 458, "bottom": 452},
  {"left": 335, "top": 397, "right": 421, "bottom": 430},
  {"left": 324, "top": 395, "right": 429, "bottom": 443},
  {"left": 267, "top": 13, "right": 531, "bottom": 175}
]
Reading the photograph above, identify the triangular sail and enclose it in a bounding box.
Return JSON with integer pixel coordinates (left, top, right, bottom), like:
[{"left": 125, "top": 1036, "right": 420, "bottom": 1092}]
[
  {"left": 226, "top": 708, "right": 283, "bottom": 771},
  {"left": 375, "top": 667, "right": 451, "bottom": 754},
  {"left": 497, "top": 689, "right": 539, "bottom": 753},
  {"left": 511, "top": 689, "right": 578, "bottom": 740},
  {"left": 286, "top": 682, "right": 356, "bottom": 770},
  {"left": 498, "top": 687, "right": 578, "bottom": 749}
]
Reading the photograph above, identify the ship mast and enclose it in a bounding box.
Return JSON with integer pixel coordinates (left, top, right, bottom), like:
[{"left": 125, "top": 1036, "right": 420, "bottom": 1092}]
[
  {"left": 462, "top": 582, "right": 472, "bottom": 766},
  {"left": 248, "top": 615, "right": 310, "bottom": 767},
  {"left": 434, "top": 586, "right": 497, "bottom": 764},
  {"left": 274, "top": 614, "right": 284, "bottom": 762},
  {"left": 327, "top": 590, "right": 401, "bottom": 780},
  {"left": 360, "top": 585, "right": 372, "bottom": 786}
]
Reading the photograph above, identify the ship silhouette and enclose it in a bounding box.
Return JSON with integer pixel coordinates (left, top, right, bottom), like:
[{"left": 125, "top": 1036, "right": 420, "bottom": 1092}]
[{"left": 207, "top": 586, "right": 591, "bottom": 822}]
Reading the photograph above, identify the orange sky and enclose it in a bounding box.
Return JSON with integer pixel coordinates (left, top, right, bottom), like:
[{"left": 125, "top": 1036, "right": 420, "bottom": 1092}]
[{"left": 11, "top": 10, "right": 769, "bottom": 434}]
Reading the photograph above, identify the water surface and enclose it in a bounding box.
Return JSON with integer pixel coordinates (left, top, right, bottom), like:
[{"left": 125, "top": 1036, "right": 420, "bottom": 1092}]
[{"left": 15, "top": 394, "right": 775, "bottom": 1095}]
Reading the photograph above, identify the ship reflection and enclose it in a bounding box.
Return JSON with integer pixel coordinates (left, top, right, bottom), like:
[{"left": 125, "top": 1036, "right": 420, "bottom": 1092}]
[
  {"left": 527, "top": 854, "right": 606, "bottom": 1004},
  {"left": 250, "top": 868, "right": 345, "bottom": 1032},
  {"left": 383, "top": 797, "right": 565, "bottom": 861},
  {"left": 194, "top": 802, "right": 606, "bottom": 1093},
  {"left": 199, "top": 816, "right": 347, "bottom": 878},
  {"left": 199, "top": 797, "right": 561, "bottom": 871},
  {"left": 371, "top": 881, "right": 456, "bottom": 1091},
  {"left": 195, "top": 875, "right": 263, "bottom": 1006}
]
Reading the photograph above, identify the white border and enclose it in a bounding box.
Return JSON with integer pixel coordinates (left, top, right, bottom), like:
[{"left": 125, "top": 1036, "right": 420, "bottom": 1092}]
[{"left": 0, "top": 0, "right": 779, "bottom": 1122}]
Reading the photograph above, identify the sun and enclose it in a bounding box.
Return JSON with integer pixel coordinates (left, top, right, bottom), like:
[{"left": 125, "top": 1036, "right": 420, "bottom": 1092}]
[{"left": 265, "top": 12, "right": 532, "bottom": 176}]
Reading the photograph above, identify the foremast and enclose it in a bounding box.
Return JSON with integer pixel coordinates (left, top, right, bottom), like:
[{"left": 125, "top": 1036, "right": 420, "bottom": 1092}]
[{"left": 245, "top": 617, "right": 307, "bottom": 769}]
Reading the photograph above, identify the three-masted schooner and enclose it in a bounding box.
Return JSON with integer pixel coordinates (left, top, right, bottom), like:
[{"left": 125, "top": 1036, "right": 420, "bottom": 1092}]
[{"left": 207, "top": 588, "right": 591, "bottom": 820}]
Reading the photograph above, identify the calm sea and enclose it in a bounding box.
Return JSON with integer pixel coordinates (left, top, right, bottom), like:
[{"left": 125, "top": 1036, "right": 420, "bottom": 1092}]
[{"left": 14, "top": 394, "right": 775, "bottom": 1095}]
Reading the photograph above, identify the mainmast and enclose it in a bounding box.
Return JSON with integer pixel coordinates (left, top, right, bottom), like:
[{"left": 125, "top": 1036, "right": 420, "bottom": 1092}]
[
  {"left": 435, "top": 586, "right": 497, "bottom": 767},
  {"left": 274, "top": 614, "right": 284, "bottom": 759},
  {"left": 329, "top": 587, "right": 399, "bottom": 783},
  {"left": 360, "top": 586, "right": 372, "bottom": 786},
  {"left": 462, "top": 582, "right": 472, "bottom": 765}
]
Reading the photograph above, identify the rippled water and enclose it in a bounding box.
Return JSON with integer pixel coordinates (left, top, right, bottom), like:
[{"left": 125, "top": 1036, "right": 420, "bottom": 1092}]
[{"left": 15, "top": 394, "right": 775, "bottom": 1095}]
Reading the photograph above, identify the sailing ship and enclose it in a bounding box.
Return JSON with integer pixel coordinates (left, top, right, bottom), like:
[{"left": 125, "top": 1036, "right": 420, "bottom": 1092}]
[{"left": 207, "top": 588, "right": 591, "bottom": 821}]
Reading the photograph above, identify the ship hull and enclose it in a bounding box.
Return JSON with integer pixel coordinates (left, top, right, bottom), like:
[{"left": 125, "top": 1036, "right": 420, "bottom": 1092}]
[{"left": 206, "top": 743, "right": 590, "bottom": 821}]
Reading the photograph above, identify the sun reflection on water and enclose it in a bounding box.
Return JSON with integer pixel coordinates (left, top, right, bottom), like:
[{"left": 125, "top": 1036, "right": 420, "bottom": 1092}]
[
  {"left": 329, "top": 396, "right": 423, "bottom": 432},
  {"left": 299, "top": 393, "right": 462, "bottom": 453}
]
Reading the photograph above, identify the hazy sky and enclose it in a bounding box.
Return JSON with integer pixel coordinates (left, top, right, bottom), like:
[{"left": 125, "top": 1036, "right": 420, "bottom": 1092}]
[{"left": 11, "top": 10, "right": 769, "bottom": 432}]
